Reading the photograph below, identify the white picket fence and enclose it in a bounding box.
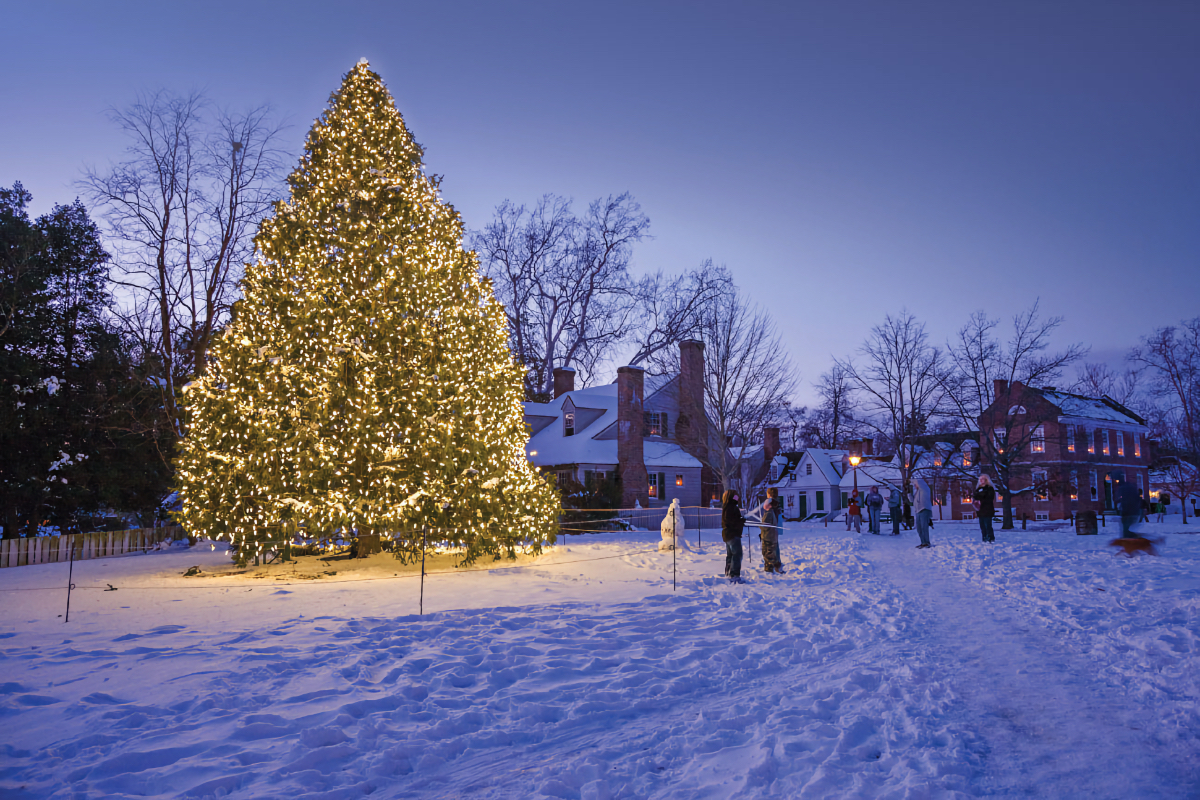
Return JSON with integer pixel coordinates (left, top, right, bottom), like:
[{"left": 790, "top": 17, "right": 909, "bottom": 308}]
[{"left": 0, "top": 526, "right": 185, "bottom": 569}]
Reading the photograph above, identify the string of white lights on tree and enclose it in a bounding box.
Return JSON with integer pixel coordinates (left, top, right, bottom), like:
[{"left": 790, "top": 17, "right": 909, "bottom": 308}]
[{"left": 176, "top": 60, "right": 559, "bottom": 567}]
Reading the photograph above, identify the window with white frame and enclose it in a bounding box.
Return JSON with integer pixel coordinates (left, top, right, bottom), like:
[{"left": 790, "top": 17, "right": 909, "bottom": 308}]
[
  {"left": 787, "top": 494, "right": 794, "bottom": 508},
  {"left": 564, "top": 412, "right": 575, "bottom": 437},
  {"left": 675, "top": 474, "right": 684, "bottom": 487},
  {"left": 993, "top": 428, "right": 1008, "bottom": 450},
  {"left": 1090, "top": 470, "right": 1098, "bottom": 500},
  {"left": 643, "top": 411, "right": 667, "bottom": 437},
  {"left": 1087, "top": 428, "right": 1095, "bottom": 454},
  {"left": 1034, "top": 470, "right": 1048, "bottom": 501},
  {"left": 1102, "top": 429, "right": 1110, "bottom": 455},
  {"left": 769, "top": 464, "right": 779, "bottom": 481},
  {"left": 648, "top": 473, "right": 659, "bottom": 498},
  {"left": 1136, "top": 473, "right": 1144, "bottom": 493},
  {"left": 1134, "top": 432, "right": 1141, "bottom": 457},
  {"left": 1031, "top": 425, "right": 1045, "bottom": 453},
  {"left": 1066, "top": 425, "right": 1075, "bottom": 452},
  {"left": 1069, "top": 470, "right": 1078, "bottom": 501},
  {"left": 1117, "top": 432, "right": 1124, "bottom": 457}
]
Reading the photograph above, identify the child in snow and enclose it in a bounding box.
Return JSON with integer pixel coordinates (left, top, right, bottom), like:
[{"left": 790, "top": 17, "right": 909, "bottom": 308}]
[
  {"left": 722, "top": 490, "right": 746, "bottom": 584},
  {"left": 845, "top": 491, "right": 862, "bottom": 533}
]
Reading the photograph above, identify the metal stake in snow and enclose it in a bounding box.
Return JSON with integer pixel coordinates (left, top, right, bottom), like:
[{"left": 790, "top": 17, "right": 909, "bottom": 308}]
[
  {"left": 420, "top": 524, "right": 427, "bottom": 616},
  {"left": 64, "top": 534, "right": 76, "bottom": 623},
  {"left": 673, "top": 529, "right": 676, "bottom": 591}
]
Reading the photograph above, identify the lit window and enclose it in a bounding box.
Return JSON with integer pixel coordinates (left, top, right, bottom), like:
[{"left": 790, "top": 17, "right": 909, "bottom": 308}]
[
  {"left": 1031, "top": 425, "right": 1045, "bottom": 453},
  {"left": 1070, "top": 470, "right": 1078, "bottom": 501},
  {"left": 1102, "top": 430, "right": 1110, "bottom": 456},
  {"left": 1087, "top": 429, "right": 1095, "bottom": 454},
  {"left": 1066, "top": 425, "right": 1075, "bottom": 453},
  {"left": 1116, "top": 432, "right": 1124, "bottom": 457},
  {"left": 643, "top": 412, "right": 667, "bottom": 437},
  {"left": 993, "top": 428, "right": 1007, "bottom": 451},
  {"left": 963, "top": 450, "right": 973, "bottom": 467},
  {"left": 1134, "top": 432, "right": 1141, "bottom": 458},
  {"left": 648, "top": 473, "right": 658, "bottom": 498},
  {"left": 564, "top": 412, "right": 575, "bottom": 437},
  {"left": 1034, "top": 470, "right": 1048, "bottom": 501},
  {"left": 675, "top": 474, "right": 684, "bottom": 487}
]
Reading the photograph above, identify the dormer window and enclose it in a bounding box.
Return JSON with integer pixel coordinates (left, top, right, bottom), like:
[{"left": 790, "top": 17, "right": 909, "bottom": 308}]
[
  {"left": 643, "top": 411, "right": 668, "bottom": 437},
  {"left": 564, "top": 411, "right": 575, "bottom": 437},
  {"left": 769, "top": 465, "right": 779, "bottom": 481}
]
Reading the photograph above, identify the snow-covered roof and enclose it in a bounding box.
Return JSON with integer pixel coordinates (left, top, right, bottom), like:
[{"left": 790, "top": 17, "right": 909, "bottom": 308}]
[
  {"left": 522, "top": 379, "right": 701, "bottom": 470},
  {"left": 807, "top": 449, "right": 847, "bottom": 485},
  {"left": 1038, "top": 389, "right": 1145, "bottom": 426}
]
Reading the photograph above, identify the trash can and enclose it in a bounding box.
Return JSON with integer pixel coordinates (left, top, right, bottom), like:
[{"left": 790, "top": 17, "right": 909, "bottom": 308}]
[{"left": 1076, "top": 510, "right": 1098, "bottom": 536}]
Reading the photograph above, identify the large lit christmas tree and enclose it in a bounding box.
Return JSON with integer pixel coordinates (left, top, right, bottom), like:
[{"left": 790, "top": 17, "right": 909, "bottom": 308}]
[{"left": 177, "top": 61, "right": 558, "bottom": 566}]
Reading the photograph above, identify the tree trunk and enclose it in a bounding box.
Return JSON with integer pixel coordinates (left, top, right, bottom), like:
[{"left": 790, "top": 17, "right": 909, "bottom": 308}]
[{"left": 1001, "top": 493, "right": 1015, "bottom": 529}]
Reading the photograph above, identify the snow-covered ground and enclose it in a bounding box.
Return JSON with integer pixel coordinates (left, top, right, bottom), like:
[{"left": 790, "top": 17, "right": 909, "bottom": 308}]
[{"left": 2, "top": 519, "right": 1199, "bottom": 798}]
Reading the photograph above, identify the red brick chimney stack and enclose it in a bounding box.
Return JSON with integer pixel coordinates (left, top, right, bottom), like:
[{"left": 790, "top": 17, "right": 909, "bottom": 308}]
[
  {"left": 678, "top": 340, "right": 709, "bottom": 463},
  {"left": 553, "top": 367, "right": 575, "bottom": 399},
  {"left": 764, "top": 427, "right": 780, "bottom": 463},
  {"left": 862, "top": 437, "right": 873, "bottom": 456},
  {"left": 617, "top": 365, "right": 649, "bottom": 508}
]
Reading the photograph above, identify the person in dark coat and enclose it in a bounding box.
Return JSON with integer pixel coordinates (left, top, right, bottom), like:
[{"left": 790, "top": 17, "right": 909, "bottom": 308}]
[
  {"left": 973, "top": 474, "right": 997, "bottom": 543},
  {"left": 1114, "top": 472, "right": 1143, "bottom": 538},
  {"left": 887, "top": 486, "right": 903, "bottom": 535},
  {"left": 866, "top": 486, "right": 884, "bottom": 534},
  {"left": 721, "top": 490, "right": 746, "bottom": 583}
]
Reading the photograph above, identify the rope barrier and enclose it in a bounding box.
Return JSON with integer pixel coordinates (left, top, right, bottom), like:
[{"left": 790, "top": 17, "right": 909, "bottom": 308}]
[{"left": 0, "top": 545, "right": 670, "bottom": 592}]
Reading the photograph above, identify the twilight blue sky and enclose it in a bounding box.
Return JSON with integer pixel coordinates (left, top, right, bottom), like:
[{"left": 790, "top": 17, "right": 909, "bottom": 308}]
[{"left": 4, "top": 1, "right": 1197, "bottom": 406}]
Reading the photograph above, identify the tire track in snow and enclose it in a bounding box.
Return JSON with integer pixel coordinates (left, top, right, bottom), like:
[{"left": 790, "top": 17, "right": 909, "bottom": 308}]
[{"left": 860, "top": 534, "right": 1199, "bottom": 798}]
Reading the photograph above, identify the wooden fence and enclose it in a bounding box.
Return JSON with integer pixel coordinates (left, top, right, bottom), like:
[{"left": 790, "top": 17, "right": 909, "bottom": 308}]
[{"left": 0, "top": 526, "right": 184, "bottom": 569}]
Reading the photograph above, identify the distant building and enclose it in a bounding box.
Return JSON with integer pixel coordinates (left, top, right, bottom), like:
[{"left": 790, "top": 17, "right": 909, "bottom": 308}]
[
  {"left": 977, "top": 381, "right": 1152, "bottom": 521},
  {"left": 522, "top": 341, "right": 720, "bottom": 509},
  {"left": 762, "top": 448, "right": 847, "bottom": 520}
]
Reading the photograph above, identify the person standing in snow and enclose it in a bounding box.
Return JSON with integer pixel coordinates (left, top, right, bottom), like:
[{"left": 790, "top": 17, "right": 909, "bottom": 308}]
[
  {"left": 1155, "top": 497, "right": 1166, "bottom": 523},
  {"left": 1114, "top": 472, "right": 1143, "bottom": 538},
  {"left": 755, "top": 487, "right": 785, "bottom": 573},
  {"left": 911, "top": 476, "right": 934, "bottom": 549},
  {"left": 973, "top": 474, "right": 997, "bottom": 543},
  {"left": 887, "top": 485, "right": 903, "bottom": 535},
  {"left": 845, "top": 491, "right": 863, "bottom": 533},
  {"left": 722, "top": 490, "right": 746, "bottom": 583},
  {"left": 866, "top": 486, "right": 884, "bottom": 534}
]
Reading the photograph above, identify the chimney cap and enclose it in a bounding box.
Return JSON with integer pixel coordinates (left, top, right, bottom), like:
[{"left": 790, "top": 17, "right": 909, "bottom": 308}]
[
  {"left": 680, "top": 339, "right": 705, "bottom": 347},
  {"left": 617, "top": 364, "right": 646, "bottom": 373},
  {"left": 553, "top": 366, "right": 576, "bottom": 374}
]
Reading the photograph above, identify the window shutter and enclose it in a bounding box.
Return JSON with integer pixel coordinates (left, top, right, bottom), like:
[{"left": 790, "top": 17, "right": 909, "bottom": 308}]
[
  {"left": 661, "top": 413, "right": 669, "bottom": 437},
  {"left": 659, "top": 473, "right": 667, "bottom": 499}
]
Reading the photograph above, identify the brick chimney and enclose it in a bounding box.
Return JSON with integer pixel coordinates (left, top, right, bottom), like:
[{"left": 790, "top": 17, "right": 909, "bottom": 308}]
[
  {"left": 764, "top": 427, "right": 780, "bottom": 463},
  {"left": 994, "top": 379, "right": 1009, "bottom": 402},
  {"left": 553, "top": 367, "right": 575, "bottom": 399},
  {"left": 677, "top": 340, "right": 709, "bottom": 463},
  {"left": 862, "top": 437, "right": 873, "bottom": 456},
  {"left": 617, "top": 365, "right": 649, "bottom": 507}
]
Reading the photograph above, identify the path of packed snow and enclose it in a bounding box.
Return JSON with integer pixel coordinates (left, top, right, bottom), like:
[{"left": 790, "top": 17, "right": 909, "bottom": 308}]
[{"left": 2, "top": 519, "right": 1198, "bottom": 798}]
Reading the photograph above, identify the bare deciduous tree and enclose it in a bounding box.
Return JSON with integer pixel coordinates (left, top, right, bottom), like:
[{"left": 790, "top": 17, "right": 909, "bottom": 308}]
[
  {"left": 699, "top": 290, "right": 798, "bottom": 492},
  {"left": 81, "top": 90, "right": 287, "bottom": 439},
  {"left": 1071, "top": 362, "right": 1142, "bottom": 407},
  {"left": 800, "top": 364, "right": 863, "bottom": 450},
  {"left": 474, "top": 194, "right": 726, "bottom": 400},
  {"left": 836, "top": 311, "right": 946, "bottom": 492},
  {"left": 941, "top": 302, "right": 1086, "bottom": 527},
  {"left": 1130, "top": 318, "right": 1200, "bottom": 488}
]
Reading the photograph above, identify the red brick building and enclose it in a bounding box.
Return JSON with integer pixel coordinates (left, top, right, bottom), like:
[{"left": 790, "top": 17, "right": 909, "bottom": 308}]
[{"left": 978, "top": 381, "right": 1151, "bottom": 521}]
